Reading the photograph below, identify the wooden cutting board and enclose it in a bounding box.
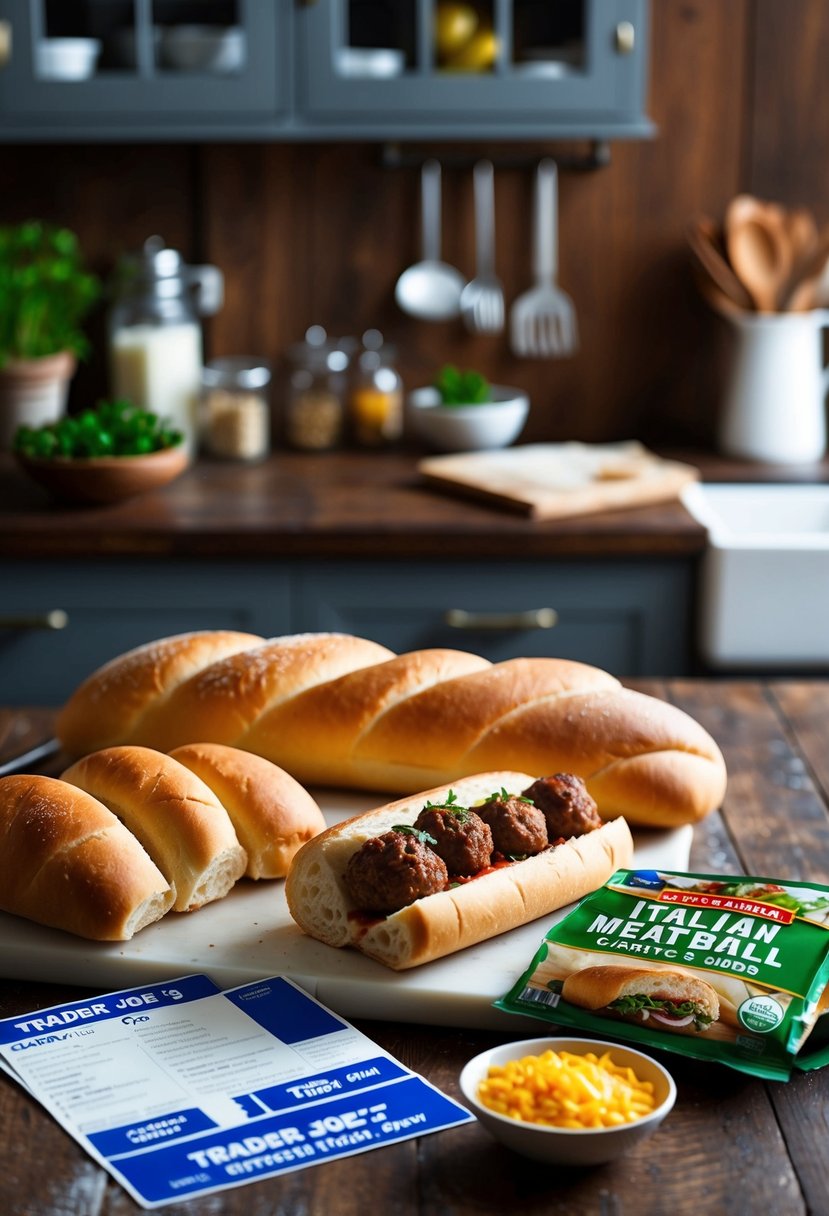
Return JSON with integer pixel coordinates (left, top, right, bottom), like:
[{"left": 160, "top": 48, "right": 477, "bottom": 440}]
[{"left": 418, "top": 441, "right": 699, "bottom": 519}]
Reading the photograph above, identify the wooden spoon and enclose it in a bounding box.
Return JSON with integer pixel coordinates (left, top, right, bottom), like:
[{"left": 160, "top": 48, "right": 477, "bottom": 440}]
[
  {"left": 686, "top": 214, "right": 754, "bottom": 311},
  {"left": 724, "top": 194, "right": 793, "bottom": 312},
  {"left": 780, "top": 219, "right": 829, "bottom": 310}
]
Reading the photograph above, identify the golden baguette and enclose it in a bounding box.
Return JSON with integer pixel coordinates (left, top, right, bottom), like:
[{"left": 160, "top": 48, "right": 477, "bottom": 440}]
[{"left": 56, "top": 631, "right": 727, "bottom": 829}]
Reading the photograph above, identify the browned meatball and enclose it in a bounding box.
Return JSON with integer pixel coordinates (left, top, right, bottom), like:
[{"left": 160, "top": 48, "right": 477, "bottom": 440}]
[
  {"left": 413, "top": 806, "right": 494, "bottom": 876},
  {"left": 475, "top": 795, "right": 548, "bottom": 857},
  {"left": 522, "top": 774, "right": 603, "bottom": 838},
  {"left": 343, "top": 830, "right": 448, "bottom": 914}
]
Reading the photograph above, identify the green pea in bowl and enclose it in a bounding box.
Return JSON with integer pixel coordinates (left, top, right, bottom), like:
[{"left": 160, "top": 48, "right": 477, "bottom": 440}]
[{"left": 13, "top": 402, "right": 188, "bottom": 505}]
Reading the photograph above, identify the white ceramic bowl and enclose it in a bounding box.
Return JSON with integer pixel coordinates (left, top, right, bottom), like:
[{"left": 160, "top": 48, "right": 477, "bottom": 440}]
[
  {"left": 408, "top": 385, "right": 529, "bottom": 452},
  {"left": 335, "top": 47, "right": 405, "bottom": 78},
  {"left": 459, "top": 1037, "right": 676, "bottom": 1166},
  {"left": 160, "top": 25, "right": 246, "bottom": 73},
  {"left": 37, "top": 38, "right": 101, "bottom": 81}
]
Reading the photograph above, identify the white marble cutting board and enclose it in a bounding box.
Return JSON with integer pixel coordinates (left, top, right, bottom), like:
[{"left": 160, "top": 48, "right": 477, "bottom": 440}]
[{"left": 0, "top": 791, "right": 692, "bottom": 1031}]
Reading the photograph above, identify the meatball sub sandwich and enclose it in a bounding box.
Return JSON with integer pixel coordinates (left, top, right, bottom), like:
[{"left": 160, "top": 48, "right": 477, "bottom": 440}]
[{"left": 285, "top": 770, "right": 633, "bottom": 970}]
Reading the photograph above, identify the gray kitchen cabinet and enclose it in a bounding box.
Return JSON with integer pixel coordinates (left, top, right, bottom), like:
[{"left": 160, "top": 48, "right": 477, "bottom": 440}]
[
  {"left": 0, "top": 0, "right": 287, "bottom": 139},
  {"left": 0, "top": 0, "right": 652, "bottom": 141},
  {"left": 294, "top": 558, "right": 691, "bottom": 676},
  {"left": 299, "top": 0, "right": 653, "bottom": 140},
  {"left": 0, "top": 554, "right": 690, "bottom": 704},
  {"left": 0, "top": 559, "right": 292, "bottom": 704}
]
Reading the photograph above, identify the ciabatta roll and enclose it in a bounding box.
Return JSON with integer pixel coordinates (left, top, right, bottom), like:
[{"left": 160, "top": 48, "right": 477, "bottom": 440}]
[
  {"left": 61, "top": 746, "right": 247, "bottom": 911},
  {"left": 285, "top": 771, "right": 634, "bottom": 970},
  {"left": 0, "top": 774, "right": 174, "bottom": 940}
]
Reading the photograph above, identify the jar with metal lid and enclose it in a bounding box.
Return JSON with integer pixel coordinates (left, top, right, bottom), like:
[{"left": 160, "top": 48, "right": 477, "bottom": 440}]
[
  {"left": 108, "top": 236, "right": 223, "bottom": 453},
  {"left": 285, "top": 326, "right": 348, "bottom": 451},
  {"left": 348, "top": 330, "right": 404, "bottom": 448},
  {"left": 200, "top": 357, "right": 271, "bottom": 462}
]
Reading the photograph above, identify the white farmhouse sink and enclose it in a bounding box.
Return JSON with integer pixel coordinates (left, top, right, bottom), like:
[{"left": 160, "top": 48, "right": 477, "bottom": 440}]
[{"left": 681, "top": 482, "right": 829, "bottom": 668}]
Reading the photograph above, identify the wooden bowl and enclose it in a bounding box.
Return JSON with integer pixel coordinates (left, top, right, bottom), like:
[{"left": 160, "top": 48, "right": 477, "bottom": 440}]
[{"left": 15, "top": 444, "right": 189, "bottom": 505}]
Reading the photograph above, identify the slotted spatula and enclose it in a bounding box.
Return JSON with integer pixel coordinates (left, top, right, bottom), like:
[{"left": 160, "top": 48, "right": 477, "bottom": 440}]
[{"left": 510, "top": 159, "right": 578, "bottom": 358}]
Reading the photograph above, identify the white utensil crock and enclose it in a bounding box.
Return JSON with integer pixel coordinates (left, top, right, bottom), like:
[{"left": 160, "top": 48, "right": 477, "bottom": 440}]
[{"left": 718, "top": 310, "right": 829, "bottom": 462}]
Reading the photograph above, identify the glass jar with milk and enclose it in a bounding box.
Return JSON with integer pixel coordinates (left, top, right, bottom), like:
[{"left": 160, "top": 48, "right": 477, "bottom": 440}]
[{"left": 108, "top": 237, "right": 223, "bottom": 454}]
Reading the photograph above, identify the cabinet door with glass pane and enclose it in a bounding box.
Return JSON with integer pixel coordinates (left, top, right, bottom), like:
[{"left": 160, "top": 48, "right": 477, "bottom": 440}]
[
  {"left": 0, "top": 0, "right": 286, "bottom": 138},
  {"left": 298, "top": 0, "right": 653, "bottom": 140}
]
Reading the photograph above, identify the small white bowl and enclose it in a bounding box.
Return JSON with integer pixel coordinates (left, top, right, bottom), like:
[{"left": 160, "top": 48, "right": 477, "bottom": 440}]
[
  {"left": 160, "top": 25, "right": 246, "bottom": 73},
  {"left": 408, "top": 385, "right": 529, "bottom": 452},
  {"left": 459, "top": 1037, "right": 676, "bottom": 1166},
  {"left": 37, "top": 38, "right": 101, "bottom": 81},
  {"left": 335, "top": 47, "right": 405, "bottom": 78}
]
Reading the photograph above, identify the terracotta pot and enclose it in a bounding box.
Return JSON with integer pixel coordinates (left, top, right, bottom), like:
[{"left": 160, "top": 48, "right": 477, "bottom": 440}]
[{"left": 0, "top": 351, "right": 77, "bottom": 451}]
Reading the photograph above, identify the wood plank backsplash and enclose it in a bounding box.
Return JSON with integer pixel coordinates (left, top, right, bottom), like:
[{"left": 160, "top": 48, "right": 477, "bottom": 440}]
[{"left": 2, "top": 0, "right": 826, "bottom": 449}]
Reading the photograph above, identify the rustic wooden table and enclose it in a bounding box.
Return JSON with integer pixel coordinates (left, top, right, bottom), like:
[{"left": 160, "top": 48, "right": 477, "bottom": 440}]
[{"left": 2, "top": 683, "right": 829, "bottom": 1216}]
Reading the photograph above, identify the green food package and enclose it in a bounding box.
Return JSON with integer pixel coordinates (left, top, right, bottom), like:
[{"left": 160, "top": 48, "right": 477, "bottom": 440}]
[{"left": 495, "top": 869, "right": 829, "bottom": 1081}]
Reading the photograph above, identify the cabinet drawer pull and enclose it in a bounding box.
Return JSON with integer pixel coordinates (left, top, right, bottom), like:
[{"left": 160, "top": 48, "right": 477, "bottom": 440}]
[
  {"left": 0, "top": 610, "right": 69, "bottom": 631},
  {"left": 444, "top": 607, "right": 558, "bottom": 631},
  {"left": 615, "top": 20, "right": 636, "bottom": 54},
  {"left": 0, "top": 21, "right": 11, "bottom": 69}
]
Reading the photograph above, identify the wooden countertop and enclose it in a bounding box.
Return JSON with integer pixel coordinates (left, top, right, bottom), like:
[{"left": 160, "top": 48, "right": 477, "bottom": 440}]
[
  {"left": 0, "top": 450, "right": 717, "bottom": 561},
  {"left": 3, "top": 680, "right": 829, "bottom": 1215},
  {"left": 4, "top": 447, "right": 828, "bottom": 562}
]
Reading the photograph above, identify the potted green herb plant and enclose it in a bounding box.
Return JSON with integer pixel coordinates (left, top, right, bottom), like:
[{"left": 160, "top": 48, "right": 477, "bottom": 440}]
[{"left": 0, "top": 220, "right": 100, "bottom": 450}]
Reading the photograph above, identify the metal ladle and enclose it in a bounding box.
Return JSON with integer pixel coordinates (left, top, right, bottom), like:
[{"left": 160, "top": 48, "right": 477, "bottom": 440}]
[{"left": 395, "top": 160, "right": 464, "bottom": 322}]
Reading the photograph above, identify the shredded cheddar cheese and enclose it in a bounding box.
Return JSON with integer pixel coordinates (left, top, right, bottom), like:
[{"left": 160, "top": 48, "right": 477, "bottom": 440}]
[{"left": 477, "top": 1049, "right": 656, "bottom": 1129}]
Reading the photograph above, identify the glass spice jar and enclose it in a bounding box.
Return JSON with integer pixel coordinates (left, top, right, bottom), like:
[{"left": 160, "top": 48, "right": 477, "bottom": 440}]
[
  {"left": 199, "top": 357, "right": 271, "bottom": 462},
  {"left": 348, "top": 329, "right": 404, "bottom": 448},
  {"left": 285, "top": 326, "right": 349, "bottom": 451}
]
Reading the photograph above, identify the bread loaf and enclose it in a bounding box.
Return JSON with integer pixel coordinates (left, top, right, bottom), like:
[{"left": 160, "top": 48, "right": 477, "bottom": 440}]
[
  {"left": 56, "top": 631, "right": 727, "bottom": 828},
  {"left": 61, "top": 746, "right": 248, "bottom": 911},
  {"left": 169, "top": 743, "right": 326, "bottom": 879},
  {"left": 0, "top": 774, "right": 174, "bottom": 940}
]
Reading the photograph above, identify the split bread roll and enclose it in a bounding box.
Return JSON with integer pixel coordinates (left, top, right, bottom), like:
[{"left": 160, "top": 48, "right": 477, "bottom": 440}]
[
  {"left": 169, "top": 743, "right": 326, "bottom": 879},
  {"left": 0, "top": 774, "right": 174, "bottom": 941},
  {"left": 561, "top": 964, "right": 721, "bottom": 1035},
  {"left": 61, "top": 746, "right": 248, "bottom": 912},
  {"left": 56, "top": 630, "right": 728, "bottom": 829},
  {"left": 285, "top": 771, "right": 634, "bottom": 970}
]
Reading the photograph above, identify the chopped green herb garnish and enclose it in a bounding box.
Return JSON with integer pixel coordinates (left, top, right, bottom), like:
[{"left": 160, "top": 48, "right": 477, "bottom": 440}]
[{"left": 392, "top": 825, "right": 438, "bottom": 847}]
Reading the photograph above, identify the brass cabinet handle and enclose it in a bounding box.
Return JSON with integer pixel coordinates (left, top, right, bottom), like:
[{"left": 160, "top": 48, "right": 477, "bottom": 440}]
[
  {"left": 0, "top": 610, "right": 69, "bottom": 630},
  {"left": 0, "top": 21, "right": 11, "bottom": 68},
  {"left": 615, "top": 21, "right": 636, "bottom": 54},
  {"left": 444, "top": 607, "right": 558, "bottom": 631}
]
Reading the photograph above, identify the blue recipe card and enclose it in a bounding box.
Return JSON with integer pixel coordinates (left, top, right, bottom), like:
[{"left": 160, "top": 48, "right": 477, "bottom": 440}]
[{"left": 0, "top": 974, "right": 473, "bottom": 1208}]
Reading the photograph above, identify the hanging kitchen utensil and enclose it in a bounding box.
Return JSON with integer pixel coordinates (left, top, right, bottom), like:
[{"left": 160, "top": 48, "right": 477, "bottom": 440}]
[
  {"left": 460, "top": 160, "right": 504, "bottom": 335},
  {"left": 510, "top": 159, "right": 578, "bottom": 358},
  {"left": 394, "top": 159, "right": 464, "bottom": 322}
]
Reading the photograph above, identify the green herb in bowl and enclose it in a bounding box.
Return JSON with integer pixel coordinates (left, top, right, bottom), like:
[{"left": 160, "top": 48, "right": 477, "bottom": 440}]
[
  {"left": 434, "top": 364, "right": 493, "bottom": 406},
  {"left": 13, "top": 399, "right": 183, "bottom": 460}
]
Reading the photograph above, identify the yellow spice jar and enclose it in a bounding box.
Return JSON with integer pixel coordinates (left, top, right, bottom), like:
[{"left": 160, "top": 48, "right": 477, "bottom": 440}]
[{"left": 348, "top": 330, "right": 403, "bottom": 448}]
